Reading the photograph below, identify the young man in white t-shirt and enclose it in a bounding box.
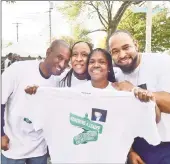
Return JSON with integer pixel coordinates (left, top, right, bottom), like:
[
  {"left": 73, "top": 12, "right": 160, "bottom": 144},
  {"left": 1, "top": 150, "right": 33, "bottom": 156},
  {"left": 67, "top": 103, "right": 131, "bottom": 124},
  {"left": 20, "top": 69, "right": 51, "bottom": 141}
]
[
  {"left": 109, "top": 30, "right": 170, "bottom": 164},
  {"left": 1, "top": 40, "right": 71, "bottom": 164}
]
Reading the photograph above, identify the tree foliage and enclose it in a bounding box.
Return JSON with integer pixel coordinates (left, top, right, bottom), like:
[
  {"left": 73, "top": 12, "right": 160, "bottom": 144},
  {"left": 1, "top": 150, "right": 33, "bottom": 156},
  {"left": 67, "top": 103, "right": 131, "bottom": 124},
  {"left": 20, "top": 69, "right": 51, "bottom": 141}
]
[
  {"left": 97, "top": 36, "right": 107, "bottom": 49},
  {"left": 72, "top": 24, "right": 92, "bottom": 43},
  {"left": 59, "top": 36, "right": 75, "bottom": 47},
  {"left": 6, "top": 42, "right": 13, "bottom": 47},
  {"left": 60, "top": 24, "right": 92, "bottom": 47},
  {"left": 57, "top": 1, "right": 143, "bottom": 49},
  {"left": 151, "top": 9, "right": 170, "bottom": 52},
  {"left": 118, "top": 10, "right": 146, "bottom": 52},
  {"left": 118, "top": 8, "right": 170, "bottom": 52}
]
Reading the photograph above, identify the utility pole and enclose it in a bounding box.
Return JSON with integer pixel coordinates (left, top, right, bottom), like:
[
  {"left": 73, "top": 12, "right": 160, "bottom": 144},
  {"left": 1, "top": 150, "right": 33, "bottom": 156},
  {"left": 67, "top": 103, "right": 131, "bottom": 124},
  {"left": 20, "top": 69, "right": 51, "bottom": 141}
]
[
  {"left": 145, "top": 1, "right": 152, "bottom": 53},
  {"left": 48, "top": 1, "right": 53, "bottom": 43},
  {"left": 12, "top": 22, "right": 22, "bottom": 42}
]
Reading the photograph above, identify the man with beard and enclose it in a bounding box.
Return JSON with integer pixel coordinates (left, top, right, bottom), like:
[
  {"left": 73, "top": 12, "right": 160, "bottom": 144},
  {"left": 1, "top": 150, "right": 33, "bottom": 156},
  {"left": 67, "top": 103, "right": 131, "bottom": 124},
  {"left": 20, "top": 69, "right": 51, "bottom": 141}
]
[
  {"left": 1, "top": 40, "right": 71, "bottom": 164},
  {"left": 109, "top": 30, "right": 170, "bottom": 164}
]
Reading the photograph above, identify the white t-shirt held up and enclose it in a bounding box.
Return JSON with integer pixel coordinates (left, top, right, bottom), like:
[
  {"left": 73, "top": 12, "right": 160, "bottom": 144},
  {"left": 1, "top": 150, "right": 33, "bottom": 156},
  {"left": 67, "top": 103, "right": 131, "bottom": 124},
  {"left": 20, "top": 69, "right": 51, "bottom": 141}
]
[{"left": 14, "top": 87, "right": 161, "bottom": 163}]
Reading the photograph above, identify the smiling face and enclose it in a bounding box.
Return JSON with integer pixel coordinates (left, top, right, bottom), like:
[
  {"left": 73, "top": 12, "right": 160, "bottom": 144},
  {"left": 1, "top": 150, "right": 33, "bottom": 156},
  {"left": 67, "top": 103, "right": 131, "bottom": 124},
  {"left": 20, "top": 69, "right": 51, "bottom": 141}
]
[
  {"left": 45, "top": 45, "right": 71, "bottom": 76},
  {"left": 109, "top": 32, "right": 139, "bottom": 73},
  {"left": 88, "top": 51, "right": 109, "bottom": 82},
  {"left": 71, "top": 42, "right": 91, "bottom": 75}
]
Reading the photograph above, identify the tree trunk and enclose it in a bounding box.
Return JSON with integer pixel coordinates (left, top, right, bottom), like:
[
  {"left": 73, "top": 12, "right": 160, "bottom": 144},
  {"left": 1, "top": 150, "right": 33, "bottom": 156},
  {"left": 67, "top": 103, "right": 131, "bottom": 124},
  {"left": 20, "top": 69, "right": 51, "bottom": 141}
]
[{"left": 105, "top": 24, "right": 117, "bottom": 51}]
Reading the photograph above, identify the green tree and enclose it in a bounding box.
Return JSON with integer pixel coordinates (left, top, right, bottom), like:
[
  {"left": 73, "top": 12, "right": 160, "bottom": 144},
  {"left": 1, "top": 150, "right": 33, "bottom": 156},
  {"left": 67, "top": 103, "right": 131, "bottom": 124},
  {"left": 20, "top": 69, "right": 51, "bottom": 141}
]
[
  {"left": 58, "top": 1, "right": 143, "bottom": 49},
  {"left": 118, "top": 9, "right": 146, "bottom": 52},
  {"left": 152, "top": 9, "right": 170, "bottom": 52},
  {"left": 60, "top": 24, "right": 92, "bottom": 47},
  {"left": 72, "top": 24, "right": 92, "bottom": 43},
  {"left": 118, "top": 8, "right": 170, "bottom": 52},
  {"left": 6, "top": 42, "right": 13, "bottom": 47},
  {"left": 97, "top": 36, "right": 107, "bottom": 49},
  {"left": 60, "top": 36, "right": 75, "bottom": 47}
]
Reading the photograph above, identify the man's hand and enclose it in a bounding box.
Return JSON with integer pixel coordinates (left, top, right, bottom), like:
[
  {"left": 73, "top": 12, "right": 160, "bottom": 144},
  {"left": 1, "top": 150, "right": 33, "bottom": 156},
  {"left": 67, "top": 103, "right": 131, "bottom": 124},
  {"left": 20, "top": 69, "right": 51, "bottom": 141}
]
[
  {"left": 112, "top": 81, "right": 134, "bottom": 92},
  {"left": 128, "top": 151, "right": 145, "bottom": 164},
  {"left": 25, "top": 85, "right": 39, "bottom": 95},
  {"left": 133, "top": 87, "right": 154, "bottom": 102},
  {"left": 112, "top": 81, "right": 154, "bottom": 102},
  {"left": 1, "top": 135, "right": 10, "bottom": 151}
]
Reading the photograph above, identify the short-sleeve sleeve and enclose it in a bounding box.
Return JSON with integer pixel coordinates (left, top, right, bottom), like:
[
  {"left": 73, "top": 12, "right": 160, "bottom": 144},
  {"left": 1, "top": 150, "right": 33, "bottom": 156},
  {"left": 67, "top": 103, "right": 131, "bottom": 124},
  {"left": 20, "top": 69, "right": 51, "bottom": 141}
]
[
  {"left": 2, "top": 62, "right": 19, "bottom": 104},
  {"left": 157, "top": 54, "right": 170, "bottom": 93}
]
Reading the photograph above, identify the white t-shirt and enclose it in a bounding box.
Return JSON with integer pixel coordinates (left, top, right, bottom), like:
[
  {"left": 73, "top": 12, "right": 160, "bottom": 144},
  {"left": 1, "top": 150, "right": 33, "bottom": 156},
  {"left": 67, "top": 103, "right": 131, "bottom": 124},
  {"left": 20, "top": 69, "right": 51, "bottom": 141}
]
[
  {"left": 58, "top": 70, "right": 88, "bottom": 87},
  {"left": 14, "top": 87, "right": 161, "bottom": 163},
  {"left": 71, "top": 72, "right": 88, "bottom": 86},
  {"left": 55, "top": 68, "right": 71, "bottom": 87},
  {"left": 2, "top": 60, "right": 58, "bottom": 159},
  {"left": 75, "top": 80, "right": 114, "bottom": 90},
  {"left": 115, "top": 53, "right": 170, "bottom": 141}
]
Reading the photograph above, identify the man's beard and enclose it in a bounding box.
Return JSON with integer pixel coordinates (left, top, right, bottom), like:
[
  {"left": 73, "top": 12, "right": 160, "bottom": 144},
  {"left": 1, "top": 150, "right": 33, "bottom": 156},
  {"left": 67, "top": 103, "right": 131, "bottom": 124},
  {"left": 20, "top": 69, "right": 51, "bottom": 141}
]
[{"left": 115, "top": 55, "right": 138, "bottom": 74}]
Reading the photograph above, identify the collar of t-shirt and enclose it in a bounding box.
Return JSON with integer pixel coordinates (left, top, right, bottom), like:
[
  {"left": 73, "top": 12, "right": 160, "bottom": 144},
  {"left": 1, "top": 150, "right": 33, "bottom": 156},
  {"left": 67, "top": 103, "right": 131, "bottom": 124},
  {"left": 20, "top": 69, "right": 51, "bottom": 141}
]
[
  {"left": 39, "top": 64, "right": 51, "bottom": 79},
  {"left": 71, "top": 72, "right": 87, "bottom": 86},
  {"left": 87, "top": 81, "right": 113, "bottom": 90}
]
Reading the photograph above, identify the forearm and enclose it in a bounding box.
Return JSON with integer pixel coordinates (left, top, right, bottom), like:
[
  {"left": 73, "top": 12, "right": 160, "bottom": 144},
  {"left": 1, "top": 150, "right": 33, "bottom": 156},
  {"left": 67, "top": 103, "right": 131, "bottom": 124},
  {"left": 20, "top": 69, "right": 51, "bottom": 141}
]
[
  {"left": 1, "top": 104, "right": 6, "bottom": 136},
  {"left": 129, "top": 147, "right": 134, "bottom": 153},
  {"left": 153, "top": 91, "right": 170, "bottom": 113},
  {"left": 127, "top": 147, "right": 134, "bottom": 159},
  {"left": 155, "top": 104, "right": 161, "bottom": 123}
]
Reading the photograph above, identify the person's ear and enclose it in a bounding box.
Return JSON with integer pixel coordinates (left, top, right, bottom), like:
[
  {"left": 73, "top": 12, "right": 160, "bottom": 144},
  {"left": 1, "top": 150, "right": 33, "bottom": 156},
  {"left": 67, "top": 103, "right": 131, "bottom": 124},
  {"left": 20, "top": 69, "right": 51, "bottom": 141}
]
[
  {"left": 46, "top": 48, "right": 51, "bottom": 57},
  {"left": 134, "top": 40, "right": 139, "bottom": 52}
]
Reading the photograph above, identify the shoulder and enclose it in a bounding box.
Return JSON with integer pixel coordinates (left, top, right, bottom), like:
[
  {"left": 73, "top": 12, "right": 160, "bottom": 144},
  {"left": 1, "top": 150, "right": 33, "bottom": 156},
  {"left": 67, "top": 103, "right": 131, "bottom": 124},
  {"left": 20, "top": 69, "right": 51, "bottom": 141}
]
[
  {"left": 11, "top": 60, "right": 39, "bottom": 73},
  {"left": 58, "top": 69, "right": 73, "bottom": 87},
  {"left": 22, "top": 60, "right": 40, "bottom": 66},
  {"left": 11, "top": 60, "right": 38, "bottom": 67},
  {"left": 2, "top": 61, "right": 21, "bottom": 78},
  {"left": 60, "top": 68, "right": 71, "bottom": 79},
  {"left": 142, "top": 53, "right": 170, "bottom": 63},
  {"left": 141, "top": 53, "right": 170, "bottom": 69}
]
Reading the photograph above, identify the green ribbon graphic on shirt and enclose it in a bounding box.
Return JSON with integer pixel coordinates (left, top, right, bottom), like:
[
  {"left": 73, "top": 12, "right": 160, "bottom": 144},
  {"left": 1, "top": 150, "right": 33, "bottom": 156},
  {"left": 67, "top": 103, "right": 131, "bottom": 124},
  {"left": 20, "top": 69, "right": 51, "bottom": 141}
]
[
  {"left": 73, "top": 130, "right": 98, "bottom": 145},
  {"left": 23, "top": 117, "right": 32, "bottom": 124},
  {"left": 70, "top": 113, "right": 103, "bottom": 145}
]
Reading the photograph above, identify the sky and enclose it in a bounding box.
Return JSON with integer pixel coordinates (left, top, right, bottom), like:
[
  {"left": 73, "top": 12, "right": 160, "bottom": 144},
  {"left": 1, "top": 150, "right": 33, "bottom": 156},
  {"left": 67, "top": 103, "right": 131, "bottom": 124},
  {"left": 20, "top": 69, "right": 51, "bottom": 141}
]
[
  {"left": 2, "top": 1, "right": 169, "bottom": 56},
  {"left": 2, "top": 1, "right": 105, "bottom": 48},
  {"left": 2, "top": 2, "right": 71, "bottom": 43}
]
